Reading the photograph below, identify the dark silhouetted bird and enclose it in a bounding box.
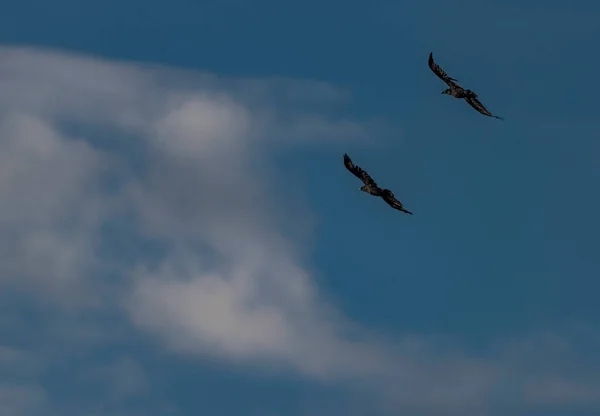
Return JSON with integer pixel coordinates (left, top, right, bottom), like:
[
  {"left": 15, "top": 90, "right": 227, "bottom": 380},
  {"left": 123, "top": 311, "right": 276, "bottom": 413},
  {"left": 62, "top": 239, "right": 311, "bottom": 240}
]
[
  {"left": 343, "top": 153, "right": 413, "bottom": 215},
  {"left": 428, "top": 52, "right": 504, "bottom": 120}
]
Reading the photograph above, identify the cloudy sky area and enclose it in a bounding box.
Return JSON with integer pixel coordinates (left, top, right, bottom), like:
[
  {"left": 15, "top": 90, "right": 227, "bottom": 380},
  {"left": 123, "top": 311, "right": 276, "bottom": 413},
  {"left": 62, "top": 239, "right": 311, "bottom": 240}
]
[{"left": 1, "top": 0, "right": 600, "bottom": 415}]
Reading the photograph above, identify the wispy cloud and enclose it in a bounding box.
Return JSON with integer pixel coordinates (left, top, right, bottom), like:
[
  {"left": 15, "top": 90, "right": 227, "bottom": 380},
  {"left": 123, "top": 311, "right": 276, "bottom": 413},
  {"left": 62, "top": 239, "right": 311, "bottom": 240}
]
[
  {"left": 0, "top": 44, "right": 599, "bottom": 415},
  {"left": 78, "top": 356, "right": 149, "bottom": 399},
  {"left": 0, "top": 383, "right": 47, "bottom": 416}
]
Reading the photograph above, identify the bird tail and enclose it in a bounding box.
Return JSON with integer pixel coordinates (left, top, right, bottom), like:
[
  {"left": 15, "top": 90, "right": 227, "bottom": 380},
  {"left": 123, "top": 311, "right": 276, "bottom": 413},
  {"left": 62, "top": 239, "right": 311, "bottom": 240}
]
[
  {"left": 401, "top": 208, "right": 413, "bottom": 215},
  {"left": 492, "top": 115, "right": 505, "bottom": 121}
]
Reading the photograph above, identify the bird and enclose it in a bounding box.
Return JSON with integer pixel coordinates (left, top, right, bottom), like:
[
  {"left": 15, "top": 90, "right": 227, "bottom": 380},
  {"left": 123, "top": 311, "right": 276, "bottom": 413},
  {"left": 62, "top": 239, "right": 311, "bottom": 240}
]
[
  {"left": 343, "top": 153, "right": 413, "bottom": 215},
  {"left": 428, "top": 52, "right": 504, "bottom": 120}
]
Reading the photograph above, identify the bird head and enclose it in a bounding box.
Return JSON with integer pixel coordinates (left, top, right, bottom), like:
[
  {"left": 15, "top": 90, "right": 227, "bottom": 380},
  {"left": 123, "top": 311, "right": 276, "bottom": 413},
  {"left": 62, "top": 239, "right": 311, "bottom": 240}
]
[
  {"left": 441, "top": 89, "right": 451, "bottom": 95},
  {"left": 359, "top": 185, "right": 368, "bottom": 192}
]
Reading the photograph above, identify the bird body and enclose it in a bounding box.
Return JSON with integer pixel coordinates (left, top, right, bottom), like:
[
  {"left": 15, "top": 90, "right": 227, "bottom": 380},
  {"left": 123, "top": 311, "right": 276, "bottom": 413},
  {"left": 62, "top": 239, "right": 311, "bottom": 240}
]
[
  {"left": 443, "top": 87, "right": 476, "bottom": 99},
  {"left": 343, "top": 154, "right": 413, "bottom": 215},
  {"left": 429, "top": 52, "right": 504, "bottom": 120},
  {"left": 359, "top": 184, "right": 381, "bottom": 196}
]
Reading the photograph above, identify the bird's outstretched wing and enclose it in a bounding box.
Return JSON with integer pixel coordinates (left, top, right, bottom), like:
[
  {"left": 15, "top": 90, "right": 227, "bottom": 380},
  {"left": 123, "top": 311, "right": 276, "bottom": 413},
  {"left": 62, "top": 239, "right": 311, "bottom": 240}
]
[
  {"left": 428, "top": 52, "right": 460, "bottom": 88},
  {"left": 464, "top": 96, "right": 504, "bottom": 120},
  {"left": 381, "top": 189, "right": 413, "bottom": 215},
  {"left": 343, "top": 154, "right": 379, "bottom": 188}
]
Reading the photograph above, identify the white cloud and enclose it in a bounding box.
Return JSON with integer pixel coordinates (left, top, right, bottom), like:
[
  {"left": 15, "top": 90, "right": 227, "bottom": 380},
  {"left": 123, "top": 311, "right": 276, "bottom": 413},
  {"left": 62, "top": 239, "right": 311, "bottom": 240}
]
[
  {"left": 128, "top": 251, "right": 390, "bottom": 379},
  {"left": 0, "top": 44, "right": 599, "bottom": 415},
  {"left": 154, "top": 93, "right": 250, "bottom": 156},
  {"left": 0, "top": 111, "right": 114, "bottom": 307}
]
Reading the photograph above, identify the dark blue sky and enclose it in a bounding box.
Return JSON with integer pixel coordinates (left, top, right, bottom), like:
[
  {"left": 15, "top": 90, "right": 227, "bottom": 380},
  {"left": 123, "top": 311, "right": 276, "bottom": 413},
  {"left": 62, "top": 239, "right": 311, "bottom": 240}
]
[{"left": 1, "top": 0, "right": 599, "bottom": 415}]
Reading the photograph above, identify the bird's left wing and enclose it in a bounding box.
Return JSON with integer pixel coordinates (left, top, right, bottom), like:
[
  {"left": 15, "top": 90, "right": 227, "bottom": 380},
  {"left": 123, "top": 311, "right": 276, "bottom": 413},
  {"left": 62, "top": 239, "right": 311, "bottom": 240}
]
[
  {"left": 428, "top": 52, "right": 460, "bottom": 88},
  {"left": 343, "top": 154, "right": 379, "bottom": 188}
]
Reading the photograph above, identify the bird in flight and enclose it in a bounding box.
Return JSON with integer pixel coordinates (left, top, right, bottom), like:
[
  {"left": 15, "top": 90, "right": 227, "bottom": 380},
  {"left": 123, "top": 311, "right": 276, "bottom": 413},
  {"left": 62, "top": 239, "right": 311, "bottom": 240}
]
[
  {"left": 428, "top": 52, "right": 504, "bottom": 120},
  {"left": 343, "top": 153, "right": 413, "bottom": 215}
]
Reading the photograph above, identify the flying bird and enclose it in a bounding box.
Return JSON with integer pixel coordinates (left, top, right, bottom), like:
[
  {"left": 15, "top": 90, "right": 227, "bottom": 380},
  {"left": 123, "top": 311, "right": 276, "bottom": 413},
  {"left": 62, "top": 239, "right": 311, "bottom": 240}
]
[
  {"left": 343, "top": 153, "right": 413, "bottom": 215},
  {"left": 428, "top": 52, "right": 504, "bottom": 120}
]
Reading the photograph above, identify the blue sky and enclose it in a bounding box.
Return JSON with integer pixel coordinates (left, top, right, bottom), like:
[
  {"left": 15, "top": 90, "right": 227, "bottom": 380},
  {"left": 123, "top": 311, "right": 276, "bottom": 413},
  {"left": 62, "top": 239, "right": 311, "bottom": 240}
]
[{"left": 0, "top": 0, "right": 599, "bottom": 415}]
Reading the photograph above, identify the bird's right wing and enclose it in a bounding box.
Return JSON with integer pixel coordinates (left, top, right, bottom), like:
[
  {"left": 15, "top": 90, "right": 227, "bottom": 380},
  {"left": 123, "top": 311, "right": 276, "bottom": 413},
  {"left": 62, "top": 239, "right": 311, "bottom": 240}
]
[
  {"left": 343, "top": 154, "right": 379, "bottom": 188},
  {"left": 464, "top": 96, "right": 504, "bottom": 120},
  {"left": 428, "top": 52, "right": 460, "bottom": 89},
  {"left": 381, "top": 190, "right": 413, "bottom": 215}
]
